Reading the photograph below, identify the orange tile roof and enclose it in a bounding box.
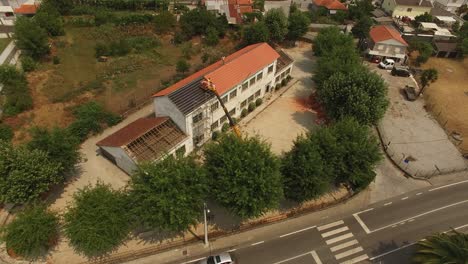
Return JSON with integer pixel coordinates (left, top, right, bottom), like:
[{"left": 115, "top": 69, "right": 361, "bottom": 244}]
[
  {"left": 314, "top": 0, "right": 347, "bottom": 10},
  {"left": 14, "top": 4, "right": 38, "bottom": 14},
  {"left": 153, "top": 43, "right": 280, "bottom": 97},
  {"left": 370, "top": 25, "right": 408, "bottom": 46}
]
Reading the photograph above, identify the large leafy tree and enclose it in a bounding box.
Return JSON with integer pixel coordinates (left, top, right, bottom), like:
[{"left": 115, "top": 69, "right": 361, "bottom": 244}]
[
  {"left": 180, "top": 8, "right": 227, "bottom": 38},
  {"left": 242, "top": 21, "right": 270, "bottom": 45},
  {"left": 264, "top": 8, "right": 288, "bottom": 43},
  {"left": 28, "top": 127, "right": 81, "bottom": 175},
  {"left": 352, "top": 15, "right": 373, "bottom": 46},
  {"left": 3, "top": 205, "right": 59, "bottom": 258},
  {"left": 42, "top": 0, "right": 73, "bottom": 15},
  {"left": 419, "top": 68, "right": 438, "bottom": 96},
  {"left": 204, "top": 134, "right": 283, "bottom": 219},
  {"left": 287, "top": 10, "right": 310, "bottom": 40},
  {"left": 34, "top": 2, "right": 65, "bottom": 36},
  {"left": 413, "top": 230, "right": 468, "bottom": 263},
  {"left": 348, "top": 0, "right": 374, "bottom": 20},
  {"left": 13, "top": 17, "right": 50, "bottom": 60},
  {"left": 63, "top": 182, "right": 131, "bottom": 257},
  {"left": 0, "top": 141, "right": 62, "bottom": 204},
  {"left": 129, "top": 155, "right": 207, "bottom": 233},
  {"left": 312, "top": 26, "right": 354, "bottom": 56},
  {"left": 318, "top": 69, "right": 389, "bottom": 125}
]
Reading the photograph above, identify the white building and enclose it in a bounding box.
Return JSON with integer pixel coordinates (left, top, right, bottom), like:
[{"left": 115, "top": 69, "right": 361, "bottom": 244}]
[
  {"left": 97, "top": 43, "right": 294, "bottom": 174},
  {"left": 432, "top": 0, "right": 467, "bottom": 13}
]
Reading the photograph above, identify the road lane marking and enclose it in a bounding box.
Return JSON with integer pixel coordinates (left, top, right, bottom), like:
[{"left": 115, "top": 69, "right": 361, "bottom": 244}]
[
  {"left": 330, "top": 240, "right": 359, "bottom": 252},
  {"left": 369, "top": 242, "right": 417, "bottom": 260},
  {"left": 317, "top": 220, "right": 344, "bottom": 231},
  {"left": 355, "top": 208, "right": 374, "bottom": 214},
  {"left": 325, "top": 233, "right": 354, "bottom": 245},
  {"left": 181, "top": 257, "right": 205, "bottom": 264},
  {"left": 371, "top": 199, "right": 468, "bottom": 233},
  {"left": 251, "top": 241, "right": 264, "bottom": 246},
  {"left": 227, "top": 249, "right": 237, "bottom": 252},
  {"left": 416, "top": 192, "right": 422, "bottom": 195},
  {"left": 311, "top": 250, "right": 323, "bottom": 264},
  {"left": 401, "top": 196, "right": 409, "bottom": 200},
  {"left": 428, "top": 179, "right": 468, "bottom": 192},
  {"left": 384, "top": 202, "right": 392, "bottom": 206},
  {"left": 340, "top": 254, "right": 369, "bottom": 264},
  {"left": 321, "top": 226, "right": 349, "bottom": 238},
  {"left": 279, "top": 226, "right": 316, "bottom": 238},
  {"left": 271, "top": 252, "right": 313, "bottom": 264},
  {"left": 408, "top": 219, "right": 415, "bottom": 222},
  {"left": 352, "top": 213, "right": 371, "bottom": 234},
  {"left": 335, "top": 246, "right": 363, "bottom": 260}
]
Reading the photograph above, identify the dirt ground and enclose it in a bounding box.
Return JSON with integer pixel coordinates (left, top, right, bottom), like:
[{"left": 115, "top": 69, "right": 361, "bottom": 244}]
[{"left": 422, "top": 58, "right": 468, "bottom": 154}]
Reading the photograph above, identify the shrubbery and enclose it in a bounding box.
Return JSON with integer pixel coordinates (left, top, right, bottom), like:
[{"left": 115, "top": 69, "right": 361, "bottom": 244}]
[
  {"left": 21, "top": 56, "right": 37, "bottom": 72},
  {"left": 248, "top": 102, "right": 256, "bottom": 112},
  {"left": 0, "top": 123, "right": 13, "bottom": 141},
  {"left": 0, "top": 65, "right": 33, "bottom": 116},
  {"left": 255, "top": 98, "right": 263, "bottom": 106}
]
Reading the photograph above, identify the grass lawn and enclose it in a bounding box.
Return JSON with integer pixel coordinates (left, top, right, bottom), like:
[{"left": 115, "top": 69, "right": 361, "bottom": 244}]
[{"left": 0, "top": 38, "right": 11, "bottom": 53}]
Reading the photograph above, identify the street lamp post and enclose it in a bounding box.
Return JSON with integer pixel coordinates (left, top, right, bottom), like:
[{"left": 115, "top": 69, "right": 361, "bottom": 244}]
[{"left": 203, "top": 202, "right": 209, "bottom": 247}]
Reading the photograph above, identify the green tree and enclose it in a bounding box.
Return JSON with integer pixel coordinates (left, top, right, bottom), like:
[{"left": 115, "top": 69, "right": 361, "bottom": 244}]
[
  {"left": 0, "top": 141, "right": 62, "bottom": 204},
  {"left": 413, "top": 230, "right": 468, "bottom": 263},
  {"left": 205, "top": 26, "right": 220, "bottom": 46},
  {"left": 287, "top": 10, "right": 311, "bottom": 40},
  {"left": 409, "top": 40, "right": 434, "bottom": 64},
  {"left": 414, "top": 12, "right": 433, "bottom": 23},
  {"left": 253, "top": 0, "right": 265, "bottom": 11},
  {"left": 13, "top": 17, "right": 50, "bottom": 60},
  {"left": 313, "top": 26, "right": 354, "bottom": 56},
  {"left": 64, "top": 182, "right": 131, "bottom": 257},
  {"left": 461, "top": 38, "right": 468, "bottom": 56},
  {"left": 34, "top": 3, "right": 65, "bottom": 36},
  {"left": 351, "top": 16, "right": 373, "bottom": 47},
  {"left": 348, "top": 0, "right": 374, "bottom": 20},
  {"left": 0, "top": 123, "right": 13, "bottom": 141},
  {"left": 154, "top": 11, "right": 176, "bottom": 34},
  {"left": 314, "top": 45, "right": 363, "bottom": 86},
  {"left": 42, "top": 0, "right": 73, "bottom": 15},
  {"left": 282, "top": 135, "right": 330, "bottom": 202},
  {"left": 264, "top": 8, "right": 288, "bottom": 42},
  {"left": 318, "top": 69, "right": 389, "bottom": 125},
  {"left": 129, "top": 155, "right": 207, "bottom": 232},
  {"left": 176, "top": 59, "right": 190, "bottom": 73},
  {"left": 419, "top": 68, "right": 438, "bottom": 96},
  {"left": 180, "top": 8, "right": 227, "bottom": 37},
  {"left": 204, "top": 134, "right": 283, "bottom": 218},
  {"left": 3, "top": 205, "right": 59, "bottom": 258},
  {"left": 28, "top": 127, "right": 81, "bottom": 175},
  {"left": 0, "top": 65, "right": 32, "bottom": 115},
  {"left": 242, "top": 21, "right": 270, "bottom": 45}
]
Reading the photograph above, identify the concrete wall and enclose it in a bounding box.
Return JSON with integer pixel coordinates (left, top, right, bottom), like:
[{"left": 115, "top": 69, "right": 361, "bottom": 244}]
[
  {"left": 101, "top": 146, "right": 137, "bottom": 175},
  {"left": 434, "top": 0, "right": 466, "bottom": 12},
  {"left": 154, "top": 96, "right": 187, "bottom": 133}
]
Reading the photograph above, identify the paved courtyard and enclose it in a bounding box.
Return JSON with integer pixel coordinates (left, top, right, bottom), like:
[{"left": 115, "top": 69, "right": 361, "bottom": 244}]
[{"left": 371, "top": 64, "right": 467, "bottom": 178}]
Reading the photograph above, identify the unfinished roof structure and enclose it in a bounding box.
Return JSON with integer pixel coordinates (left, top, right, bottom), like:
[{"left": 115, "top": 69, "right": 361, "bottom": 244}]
[{"left": 97, "top": 117, "right": 187, "bottom": 163}]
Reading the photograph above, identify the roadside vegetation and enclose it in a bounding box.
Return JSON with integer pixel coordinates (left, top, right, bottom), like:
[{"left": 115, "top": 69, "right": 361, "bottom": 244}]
[{"left": 413, "top": 230, "right": 468, "bottom": 263}]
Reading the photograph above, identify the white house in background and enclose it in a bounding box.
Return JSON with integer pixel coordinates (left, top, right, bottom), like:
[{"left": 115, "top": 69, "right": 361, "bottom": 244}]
[
  {"left": 204, "top": 0, "right": 254, "bottom": 24},
  {"left": 432, "top": 0, "right": 467, "bottom": 13},
  {"left": 97, "top": 43, "right": 294, "bottom": 174},
  {"left": 382, "top": 0, "right": 433, "bottom": 18}
]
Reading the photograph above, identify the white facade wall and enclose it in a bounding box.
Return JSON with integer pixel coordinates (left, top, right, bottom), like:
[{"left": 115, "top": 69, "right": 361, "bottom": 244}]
[
  {"left": 101, "top": 146, "right": 137, "bottom": 175},
  {"left": 154, "top": 96, "right": 187, "bottom": 133},
  {"left": 433, "top": 0, "right": 466, "bottom": 12}
]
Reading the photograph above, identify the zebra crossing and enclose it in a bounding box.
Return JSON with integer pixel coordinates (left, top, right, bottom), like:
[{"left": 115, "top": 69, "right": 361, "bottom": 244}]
[{"left": 317, "top": 220, "right": 369, "bottom": 264}]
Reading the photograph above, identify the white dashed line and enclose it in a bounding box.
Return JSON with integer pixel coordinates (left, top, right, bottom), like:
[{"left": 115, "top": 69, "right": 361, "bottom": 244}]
[
  {"left": 335, "top": 246, "right": 364, "bottom": 260},
  {"left": 181, "top": 257, "right": 205, "bottom": 264},
  {"left": 428, "top": 179, "right": 468, "bottom": 192},
  {"left": 340, "top": 254, "right": 369, "bottom": 264},
  {"left": 318, "top": 220, "right": 344, "bottom": 231},
  {"left": 408, "top": 219, "right": 415, "bottom": 222},
  {"left": 251, "top": 241, "right": 264, "bottom": 246},
  {"left": 330, "top": 240, "right": 359, "bottom": 252},
  {"left": 326, "top": 233, "right": 354, "bottom": 245},
  {"left": 279, "top": 226, "right": 316, "bottom": 238},
  {"left": 416, "top": 192, "right": 422, "bottom": 196},
  {"left": 311, "top": 250, "right": 323, "bottom": 264},
  {"left": 401, "top": 196, "right": 409, "bottom": 200},
  {"left": 227, "top": 249, "right": 237, "bottom": 252},
  {"left": 384, "top": 202, "right": 392, "bottom": 206},
  {"left": 321, "top": 226, "right": 349, "bottom": 238}
]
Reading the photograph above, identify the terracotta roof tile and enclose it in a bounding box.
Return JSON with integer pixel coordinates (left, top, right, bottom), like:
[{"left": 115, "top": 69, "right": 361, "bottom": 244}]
[
  {"left": 14, "top": 4, "right": 38, "bottom": 14},
  {"left": 314, "top": 0, "right": 347, "bottom": 10},
  {"left": 370, "top": 25, "right": 408, "bottom": 46},
  {"left": 97, "top": 117, "right": 168, "bottom": 147},
  {"left": 153, "top": 43, "right": 279, "bottom": 97}
]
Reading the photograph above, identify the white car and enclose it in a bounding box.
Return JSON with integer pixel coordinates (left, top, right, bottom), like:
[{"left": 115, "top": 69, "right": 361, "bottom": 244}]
[
  {"left": 378, "top": 58, "right": 395, "bottom": 69},
  {"left": 198, "top": 252, "right": 234, "bottom": 264}
]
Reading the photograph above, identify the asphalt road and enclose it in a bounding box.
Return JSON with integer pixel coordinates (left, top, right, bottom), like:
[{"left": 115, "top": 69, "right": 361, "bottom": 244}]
[{"left": 181, "top": 179, "right": 468, "bottom": 264}]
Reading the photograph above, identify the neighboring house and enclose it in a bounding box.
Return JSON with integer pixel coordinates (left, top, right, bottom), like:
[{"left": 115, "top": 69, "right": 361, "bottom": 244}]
[
  {"left": 432, "top": 0, "right": 467, "bottom": 13},
  {"left": 0, "top": 6, "right": 15, "bottom": 26},
  {"left": 382, "top": 0, "right": 433, "bottom": 18},
  {"left": 367, "top": 25, "right": 408, "bottom": 62},
  {"left": 205, "top": 0, "right": 253, "bottom": 24},
  {"left": 433, "top": 40, "right": 459, "bottom": 57},
  {"left": 97, "top": 43, "right": 294, "bottom": 174},
  {"left": 14, "top": 1, "right": 39, "bottom": 17},
  {"left": 312, "top": 0, "right": 347, "bottom": 14}
]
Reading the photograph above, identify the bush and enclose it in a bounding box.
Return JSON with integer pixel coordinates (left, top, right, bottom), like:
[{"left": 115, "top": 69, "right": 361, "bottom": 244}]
[
  {"left": 21, "top": 56, "right": 36, "bottom": 72},
  {"left": 95, "top": 42, "right": 110, "bottom": 57},
  {"left": 281, "top": 79, "right": 287, "bottom": 86},
  {"left": 126, "top": 36, "right": 160, "bottom": 53},
  {"left": 0, "top": 123, "right": 13, "bottom": 141},
  {"left": 14, "top": 17, "right": 50, "bottom": 60},
  {"left": 255, "top": 98, "right": 263, "bottom": 106},
  {"left": 3, "top": 205, "right": 59, "bottom": 258},
  {"left": 0, "top": 65, "right": 33, "bottom": 115},
  {"left": 173, "top": 31, "right": 187, "bottom": 44},
  {"left": 52, "top": 56, "right": 60, "bottom": 64},
  {"left": 248, "top": 102, "right": 256, "bottom": 112},
  {"left": 275, "top": 84, "right": 281, "bottom": 91},
  {"left": 212, "top": 130, "right": 220, "bottom": 140},
  {"left": 205, "top": 26, "right": 220, "bottom": 46},
  {"left": 176, "top": 59, "right": 190, "bottom": 73},
  {"left": 241, "top": 108, "right": 248, "bottom": 118},
  {"left": 221, "top": 122, "right": 230, "bottom": 132}
]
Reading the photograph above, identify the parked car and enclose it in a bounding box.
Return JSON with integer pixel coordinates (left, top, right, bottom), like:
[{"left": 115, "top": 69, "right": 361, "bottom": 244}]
[
  {"left": 199, "top": 253, "right": 235, "bottom": 264},
  {"left": 403, "top": 85, "right": 417, "bottom": 101},
  {"left": 378, "top": 58, "right": 395, "bottom": 69},
  {"left": 391, "top": 66, "right": 411, "bottom": 77}
]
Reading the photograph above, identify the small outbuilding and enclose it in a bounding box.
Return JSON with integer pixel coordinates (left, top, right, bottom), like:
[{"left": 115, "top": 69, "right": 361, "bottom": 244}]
[{"left": 433, "top": 41, "right": 459, "bottom": 58}]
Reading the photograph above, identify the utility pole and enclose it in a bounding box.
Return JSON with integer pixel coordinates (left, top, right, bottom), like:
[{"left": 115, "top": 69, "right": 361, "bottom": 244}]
[{"left": 203, "top": 202, "right": 209, "bottom": 247}]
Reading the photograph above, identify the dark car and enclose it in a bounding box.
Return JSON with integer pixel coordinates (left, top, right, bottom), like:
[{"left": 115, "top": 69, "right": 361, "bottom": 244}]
[
  {"left": 404, "top": 85, "right": 417, "bottom": 101},
  {"left": 391, "top": 66, "right": 411, "bottom": 77}
]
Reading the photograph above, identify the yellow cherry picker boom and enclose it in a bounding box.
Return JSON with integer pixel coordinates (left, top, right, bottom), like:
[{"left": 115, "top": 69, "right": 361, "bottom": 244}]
[{"left": 201, "top": 77, "right": 241, "bottom": 138}]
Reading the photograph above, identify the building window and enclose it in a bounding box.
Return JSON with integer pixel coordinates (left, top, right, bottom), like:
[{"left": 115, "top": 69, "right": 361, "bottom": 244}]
[
  {"left": 286, "top": 68, "right": 291, "bottom": 74},
  {"left": 249, "top": 77, "right": 256, "bottom": 86},
  {"left": 230, "top": 89, "right": 237, "bottom": 99},
  {"left": 256, "top": 72, "right": 263, "bottom": 81},
  {"left": 242, "top": 81, "right": 248, "bottom": 91},
  {"left": 241, "top": 100, "right": 247, "bottom": 108},
  {"left": 407, "top": 8, "right": 412, "bottom": 12},
  {"left": 275, "top": 76, "right": 280, "bottom": 82},
  {"left": 211, "top": 101, "right": 219, "bottom": 112},
  {"left": 192, "top": 112, "right": 203, "bottom": 124},
  {"left": 222, "top": 95, "right": 228, "bottom": 104},
  {"left": 268, "top": 65, "right": 274, "bottom": 74},
  {"left": 394, "top": 47, "right": 401, "bottom": 53},
  {"left": 248, "top": 95, "right": 255, "bottom": 103},
  {"left": 377, "top": 45, "right": 384, "bottom": 50},
  {"left": 211, "top": 120, "right": 219, "bottom": 130},
  {"left": 255, "top": 90, "right": 261, "bottom": 98},
  {"left": 175, "top": 145, "right": 186, "bottom": 157},
  {"left": 229, "top": 108, "right": 236, "bottom": 116},
  {"left": 220, "top": 115, "right": 227, "bottom": 124},
  {"left": 194, "top": 134, "right": 204, "bottom": 145}
]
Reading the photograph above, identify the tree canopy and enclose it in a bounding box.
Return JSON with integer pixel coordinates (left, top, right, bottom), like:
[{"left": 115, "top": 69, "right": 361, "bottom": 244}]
[
  {"left": 63, "top": 182, "right": 131, "bottom": 257},
  {"left": 264, "top": 8, "right": 288, "bottom": 43},
  {"left": 242, "top": 21, "right": 270, "bottom": 45},
  {"left": 348, "top": 0, "right": 374, "bottom": 20},
  {"left": 351, "top": 16, "right": 373, "bottom": 41},
  {"left": 313, "top": 26, "right": 354, "bottom": 56},
  {"left": 287, "top": 10, "right": 311, "bottom": 40},
  {"left": 129, "top": 155, "right": 207, "bottom": 233},
  {"left": 180, "top": 8, "right": 227, "bottom": 38},
  {"left": 205, "top": 26, "right": 220, "bottom": 46},
  {"left": 413, "top": 230, "right": 468, "bottom": 263},
  {"left": 414, "top": 12, "right": 433, "bottom": 23},
  {"left": 154, "top": 11, "right": 176, "bottom": 34},
  {"left": 3, "top": 205, "right": 59, "bottom": 258},
  {"left": 13, "top": 17, "right": 50, "bottom": 60},
  {"left": 318, "top": 70, "right": 389, "bottom": 125},
  {"left": 204, "top": 134, "right": 283, "bottom": 219},
  {"left": 34, "top": 2, "right": 65, "bottom": 36},
  {"left": 0, "top": 141, "right": 62, "bottom": 204}
]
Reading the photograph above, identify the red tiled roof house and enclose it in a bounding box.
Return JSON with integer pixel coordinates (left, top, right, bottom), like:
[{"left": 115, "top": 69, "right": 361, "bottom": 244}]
[
  {"left": 367, "top": 25, "right": 408, "bottom": 62},
  {"left": 97, "top": 43, "right": 294, "bottom": 174},
  {"left": 312, "top": 0, "right": 347, "bottom": 14},
  {"left": 205, "top": 0, "right": 253, "bottom": 24}
]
